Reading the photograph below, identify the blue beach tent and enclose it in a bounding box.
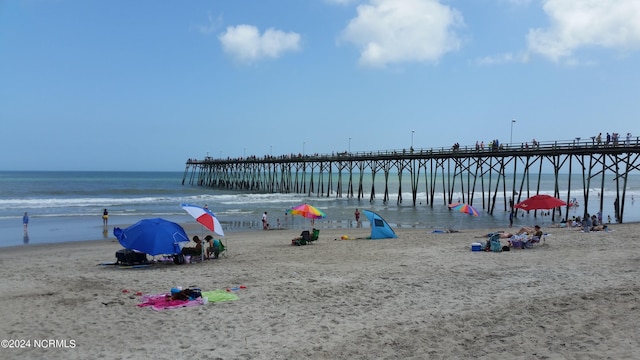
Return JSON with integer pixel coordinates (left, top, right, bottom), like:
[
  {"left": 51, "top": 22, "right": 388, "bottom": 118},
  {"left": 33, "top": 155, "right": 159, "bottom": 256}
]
[{"left": 362, "top": 210, "right": 397, "bottom": 239}]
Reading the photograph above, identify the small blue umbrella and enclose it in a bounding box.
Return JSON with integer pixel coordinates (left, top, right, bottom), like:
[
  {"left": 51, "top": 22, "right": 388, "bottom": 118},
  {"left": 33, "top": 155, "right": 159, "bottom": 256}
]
[{"left": 113, "top": 218, "right": 190, "bottom": 256}]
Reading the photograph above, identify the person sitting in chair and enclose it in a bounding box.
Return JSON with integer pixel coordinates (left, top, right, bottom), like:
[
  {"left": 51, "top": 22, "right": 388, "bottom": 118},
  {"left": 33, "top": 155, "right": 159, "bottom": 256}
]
[
  {"left": 516, "top": 225, "right": 543, "bottom": 237},
  {"left": 181, "top": 236, "right": 203, "bottom": 256},
  {"left": 291, "top": 230, "right": 311, "bottom": 245},
  {"left": 530, "top": 225, "right": 543, "bottom": 239},
  {"left": 204, "top": 235, "right": 222, "bottom": 259},
  {"left": 523, "top": 225, "right": 544, "bottom": 247}
]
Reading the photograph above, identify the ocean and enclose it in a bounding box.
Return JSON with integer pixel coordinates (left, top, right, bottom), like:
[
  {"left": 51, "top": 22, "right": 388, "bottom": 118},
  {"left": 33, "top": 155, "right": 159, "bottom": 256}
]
[{"left": 1, "top": 170, "right": 639, "bottom": 247}]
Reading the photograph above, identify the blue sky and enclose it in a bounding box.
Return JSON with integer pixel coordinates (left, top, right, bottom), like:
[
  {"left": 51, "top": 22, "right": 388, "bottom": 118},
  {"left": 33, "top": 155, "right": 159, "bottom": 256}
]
[{"left": 1, "top": 0, "right": 639, "bottom": 171}]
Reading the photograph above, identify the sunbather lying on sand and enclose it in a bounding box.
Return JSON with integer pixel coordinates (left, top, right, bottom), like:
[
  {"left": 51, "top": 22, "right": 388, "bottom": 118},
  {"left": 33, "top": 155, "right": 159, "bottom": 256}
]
[{"left": 592, "top": 225, "right": 609, "bottom": 231}]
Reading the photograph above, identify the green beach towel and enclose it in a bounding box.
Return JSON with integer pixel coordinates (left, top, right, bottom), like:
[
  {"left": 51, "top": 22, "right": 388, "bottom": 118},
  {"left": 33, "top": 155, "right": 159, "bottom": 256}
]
[{"left": 202, "top": 290, "right": 240, "bottom": 303}]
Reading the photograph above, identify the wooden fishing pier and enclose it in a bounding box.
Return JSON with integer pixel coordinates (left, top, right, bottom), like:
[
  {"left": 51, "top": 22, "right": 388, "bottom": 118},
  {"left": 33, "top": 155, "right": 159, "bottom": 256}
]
[{"left": 183, "top": 137, "right": 640, "bottom": 223}]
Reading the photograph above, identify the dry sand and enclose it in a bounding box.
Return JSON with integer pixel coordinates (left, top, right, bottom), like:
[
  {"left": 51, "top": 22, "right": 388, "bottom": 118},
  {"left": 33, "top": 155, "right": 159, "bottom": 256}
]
[{"left": 1, "top": 223, "right": 639, "bottom": 359}]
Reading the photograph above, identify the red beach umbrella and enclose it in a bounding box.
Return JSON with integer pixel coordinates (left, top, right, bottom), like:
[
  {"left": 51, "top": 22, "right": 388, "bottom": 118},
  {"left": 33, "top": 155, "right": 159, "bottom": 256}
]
[{"left": 514, "top": 195, "right": 566, "bottom": 210}]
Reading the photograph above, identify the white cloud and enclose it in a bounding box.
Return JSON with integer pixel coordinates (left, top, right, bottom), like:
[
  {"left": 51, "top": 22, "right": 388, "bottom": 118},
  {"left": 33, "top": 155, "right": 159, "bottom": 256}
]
[
  {"left": 527, "top": 0, "right": 640, "bottom": 62},
  {"left": 475, "top": 52, "right": 529, "bottom": 65},
  {"left": 196, "top": 13, "right": 223, "bottom": 35},
  {"left": 339, "top": 0, "right": 464, "bottom": 67},
  {"left": 218, "top": 25, "right": 301, "bottom": 64}
]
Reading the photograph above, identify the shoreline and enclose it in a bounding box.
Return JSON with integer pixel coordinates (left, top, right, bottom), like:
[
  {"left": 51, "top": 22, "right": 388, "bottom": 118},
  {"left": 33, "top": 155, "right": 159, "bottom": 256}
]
[{"left": 4, "top": 211, "right": 640, "bottom": 249}]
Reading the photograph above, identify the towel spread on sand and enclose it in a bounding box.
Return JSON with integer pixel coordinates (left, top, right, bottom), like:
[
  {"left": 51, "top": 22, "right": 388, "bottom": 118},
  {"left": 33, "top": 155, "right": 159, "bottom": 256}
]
[
  {"left": 202, "top": 290, "right": 239, "bottom": 303},
  {"left": 137, "top": 293, "right": 203, "bottom": 311},
  {"left": 137, "top": 290, "right": 239, "bottom": 310}
]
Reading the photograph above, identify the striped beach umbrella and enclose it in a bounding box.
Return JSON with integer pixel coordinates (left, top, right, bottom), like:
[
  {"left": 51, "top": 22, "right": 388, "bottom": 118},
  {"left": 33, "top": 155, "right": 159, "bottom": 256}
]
[
  {"left": 448, "top": 202, "right": 480, "bottom": 217},
  {"left": 448, "top": 202, "right": 479, "bottom": 230},
  {"left": 287, "top": 203, "right": 326, "bottom": 219},
  {"left": 181, "top": 203, "right": 224, "bottom": 236}
]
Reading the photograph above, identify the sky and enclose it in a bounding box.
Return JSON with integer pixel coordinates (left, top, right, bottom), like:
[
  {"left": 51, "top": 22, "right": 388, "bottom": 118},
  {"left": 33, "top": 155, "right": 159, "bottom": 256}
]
[{"left": 1, "top": 0, "right": 639, "bottom": 171}]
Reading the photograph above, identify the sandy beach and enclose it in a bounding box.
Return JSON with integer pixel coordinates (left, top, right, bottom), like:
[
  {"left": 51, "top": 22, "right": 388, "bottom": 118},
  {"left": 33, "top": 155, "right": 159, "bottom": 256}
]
[{"left": 1, "top": 223, "right": 639, "bottom": 359}]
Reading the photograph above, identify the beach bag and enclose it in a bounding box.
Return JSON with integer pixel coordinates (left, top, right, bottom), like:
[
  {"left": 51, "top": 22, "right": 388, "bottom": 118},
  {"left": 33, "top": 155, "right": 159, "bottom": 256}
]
[
  {"left": 115, "top": 249, "right": 148, "bottom": 265},
  {"left": 173, "top": 254, "right": 185, "bottom": 265},
  {"left": 490, "top": 240, "right": 502, "bottom": 252},
  {"left": 489, "top": 234, "right": 502, "bottom": 252},
  {"left": 186, "top": 288, "right": 202, "bottom": 300}
]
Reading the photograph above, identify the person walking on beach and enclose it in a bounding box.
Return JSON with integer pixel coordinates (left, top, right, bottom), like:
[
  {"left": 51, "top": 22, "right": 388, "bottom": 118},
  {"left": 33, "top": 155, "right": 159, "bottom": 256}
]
[
  {"left": 23, "top": 212, "right": 29, "bottom": 230},
  {"left": 103, "top": 208, "right": 109, "bottom": 226},
  {"left": 354, "top": 208, "right": 361, "bottom": 227},
  {"left": 262, "top": 211, "right": 268, "bottom": 230}
]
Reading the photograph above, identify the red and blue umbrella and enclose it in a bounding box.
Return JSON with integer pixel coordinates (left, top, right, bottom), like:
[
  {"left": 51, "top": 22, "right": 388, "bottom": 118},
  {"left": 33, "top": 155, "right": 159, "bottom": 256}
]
[{"left": 181, "top": 203, "right": 224, "bottom": 236}]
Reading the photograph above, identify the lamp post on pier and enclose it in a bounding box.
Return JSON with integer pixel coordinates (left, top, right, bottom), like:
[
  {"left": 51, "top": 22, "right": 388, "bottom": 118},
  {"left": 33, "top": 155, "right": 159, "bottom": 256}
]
[
  {"left": 349, "top": 137, "right": 351, "bottom": 153},
  {"left": 510, "top": 119, "right": 516, "bottom": 145},
  {"left": 411, "top": 130, "right": 415, "bottom": 150}
]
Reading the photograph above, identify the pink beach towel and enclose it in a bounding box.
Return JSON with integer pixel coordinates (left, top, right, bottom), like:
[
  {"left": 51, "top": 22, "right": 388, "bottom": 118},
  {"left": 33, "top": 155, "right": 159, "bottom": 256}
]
[{"left": 137, "top": 293, "right": 203, "bottom": 311}]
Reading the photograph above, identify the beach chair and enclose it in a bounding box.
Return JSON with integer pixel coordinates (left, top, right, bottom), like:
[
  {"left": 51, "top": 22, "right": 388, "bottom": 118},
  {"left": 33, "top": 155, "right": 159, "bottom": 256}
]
[
  {"left": 309, "top": 228, "right": 320, "bottom": 243},
  {"left": 524, "top": 233, "right": 547, "bottom": 248},
  {"left": 217, "top": 239, "right": 228, "bottom": 258},
  {"left": 206, "top": 239, "right": 227, "bottom": 259}
]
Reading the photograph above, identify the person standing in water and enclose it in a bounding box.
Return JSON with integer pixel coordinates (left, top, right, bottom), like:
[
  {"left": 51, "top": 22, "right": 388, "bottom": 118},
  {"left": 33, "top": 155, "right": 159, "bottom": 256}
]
[
  {"left": 103, "top": 209, "right": 109, "bottom": 226},
  {"left": 23, "top": 212, "right": 29, "bottom": 230}
]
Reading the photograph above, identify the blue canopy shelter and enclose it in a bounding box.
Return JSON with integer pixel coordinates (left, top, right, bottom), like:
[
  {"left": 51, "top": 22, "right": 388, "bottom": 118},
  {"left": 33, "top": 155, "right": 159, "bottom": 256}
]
[{"left": 362, "top": 210, "right": 397, "bottom": 239}]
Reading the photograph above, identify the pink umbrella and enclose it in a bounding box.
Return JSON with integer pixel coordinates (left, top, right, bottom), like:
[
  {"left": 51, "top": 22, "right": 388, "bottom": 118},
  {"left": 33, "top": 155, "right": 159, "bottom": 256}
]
[{"left": 181, "top": 203, "right": 224, "bottom": 236}]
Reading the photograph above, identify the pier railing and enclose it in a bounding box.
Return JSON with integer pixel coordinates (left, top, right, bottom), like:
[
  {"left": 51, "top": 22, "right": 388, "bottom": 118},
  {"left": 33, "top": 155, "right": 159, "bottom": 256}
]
[{"left": 187, "top": 137, "right": 640, "bottom": 164}]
